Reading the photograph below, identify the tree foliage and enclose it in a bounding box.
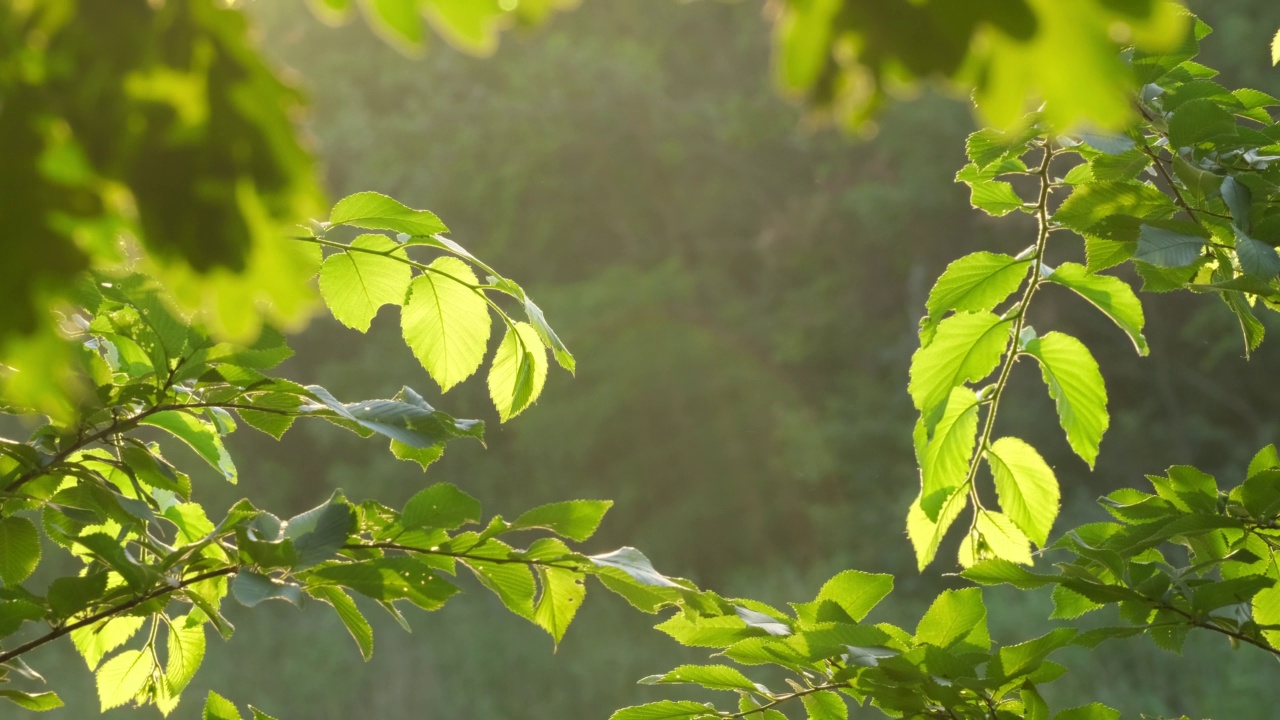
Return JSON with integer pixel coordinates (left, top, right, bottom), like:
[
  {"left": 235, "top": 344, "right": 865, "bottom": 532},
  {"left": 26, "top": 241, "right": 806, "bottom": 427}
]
[{"left": 2, "top": 1, "right": 1280, "bottom": 719}]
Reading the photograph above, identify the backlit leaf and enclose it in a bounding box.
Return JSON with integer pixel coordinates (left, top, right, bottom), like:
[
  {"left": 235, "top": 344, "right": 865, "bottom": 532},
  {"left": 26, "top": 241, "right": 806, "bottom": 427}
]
[
  {"left": 512, "top": 500, "right": 612, "bottom": 542},
  {"left": 1024, "top": 333, "right": 1108, "bottom": 468},
  {"left": 908, "top": 312, "right": 1010, "bottom": 419},
  {"left": 401, "top": 257, "right": 491, "bottom": 392},
  {"left": 96, "top": 649, "right": 153, "bottom": 711},
  {"left": 0, "top": 516, "right": 41, "bottom": 585},
  {"left": 328, "top": 191, "right": 445, "bottom": 236},
  {"left": 488, "top": 321, "right": 549, "bottom": 421},
  {"left": 985, "top": 437, "right": 1060, "bottom": 546},
  {"left": 1044, "top": 263, "right": 1147, "bottom": 355},
  {"left": 922, "top": 252, "right": 1030, "bottom": 339},
  {"left": 319, "top": 234, "right": 412, "bottom": 331}
]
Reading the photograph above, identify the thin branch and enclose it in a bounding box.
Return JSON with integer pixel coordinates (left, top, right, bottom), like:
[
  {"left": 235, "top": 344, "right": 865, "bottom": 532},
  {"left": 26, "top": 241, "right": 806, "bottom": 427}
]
[
  {"left": 344, "top": 542, "right": 585, "bottom": 572},
  {"left": 0, "top": 566, "right": 238, "bottom": 665}
]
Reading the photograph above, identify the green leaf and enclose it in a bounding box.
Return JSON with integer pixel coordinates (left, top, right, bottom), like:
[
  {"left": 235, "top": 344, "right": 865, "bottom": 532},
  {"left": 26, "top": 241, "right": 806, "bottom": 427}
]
[
  {"left": 1222, "top": 176, "right": 1253, "bottom": 232},
  {"left": 1022, "top": 685, "right": 1049, "bottom": 720},
  {"left": 96, "top": 649, "right": 154, "bottom": 711},
  {"left": 965, "top": 125, "right": 1038, "bottom": 168},
  {"left": 1248, "top": 444, "right": 1280, "bottom": 479},
  {"left": 488, "top": 321, "right": 549, "bottom": 421},
  {"left": 308, "top": 557, "right": 459, "bottom": 610},
  {"left": 985, "top": 437, "right": 1060, "bottom": 547},
  {"left": 995, "top": 628, "right": 1076, "bottom": 680},
  {"left": 1135, "top": 224, "right": 1207, "bottom": 268},
  {"left": 524, "top": 297, "right": 575, "bottom": 373},
  {"left": 203, "top": 691, "right": 244, "bottom": 720},
  {"left": 157, "top": 612, "right": 206, "bottom": 714},
  {"left": 0, "top": 691, "right": 63, "bottom": 711},
  {"left": 401, "top": 257, "right": 491, "bottom": 392},
  {"left": 589, "top": 547, "right": 682, "bottom": 589},
  {"left": 609, "top": 701, "right": 719, "bottom": 720},
  {"left": 809, "top": 569, "right": 893, "bottom": 623},
  {"left": 1044, "top": 263, "right": 1148, "bottom": 355},
  {"left": 532, "top": 559, "right": 585, "bottom": 646},
  {"left": 641, "top": 664, "right": 757, "bottom": 692},
  {"left": 71, "top": 616, "right": 146, "bottom": 670},
  {"left": 1168, "top": 98, "right": 1237, "bottom": 149},
  {"left": 141, "top": 410, "right": 236, "bottom": 483},
  {"left": 966, "top": 180, "right": 1025, "bottom": 216},
  {"left": 919, "top": 388, "right": 979, "bottom": 520},
  {"left": 1052, "top": 704, "right": 1120, "bottom": 720},
  {"left": 232, "top": 571, "right": 304, "bottom": 607},
  {"left": 1253, "top": 582, "right": 1280, "bottom": 647},
  {"left": 1273, "top": 27, "right": 1280, "bottom": 65},
  {"left": 968, "top": 511, "right": 1034, "bottom": 566},
  {"left": 284, "top": 494, "right": 356, "bottom": 569},
  {"left": 915, "top": 588, "right": 987, "bottom": 650},
  {"left": 328, "top": 191, "right": 445, "bottom": 236},
  {"left": 655, "top": 613, "right": 758, "bottom": 648},
  {"left": 309, "top": 585, "right": 374, "bottom": 660},
  {"left": 1084, "top": 237, "right": 1136, "bottom": 272},
  {"left": 512, "top": 500, "right": 612, "bottom": 542},
  {"left": 1053, "top": 182, "right": 1174, "bottom": 233},
  {"left": 0, "top": 516, "right": 41, "bottom": 586},
  {"left": 466, "top": 555, "right": 536, "bottom": 619},
  {"left": 319, "top": 234, "right": 413, "bottom": 332},
  {"left": 801, "top": 691, "right": 847, "bottom": 720},
  {"left": 1024, "top": 332, "right": 1108, "bottom": 468},
  {"left": 304, "top": 385, "right": 483, "bottom": 449},
  {"left": 908, "top": 312, "right": 1010, "bottom": 419},
  {"left": 1235, "top": 228, "right": 1280, "bottom": 279},
  {"left": 907, "top": 487, "right": 968, "bottom": 571},
  {"left": 921, "top": 252, "right": 1030, "bottom": 339},
  {"left": 961, "top": 559, "right": 1057, "bottom": 590},
  {"left": 402, "top": 483, "right": 481, "bottom": 531},
  {"left": 47, "top": 571, "right": 109, "bottom": 619}
]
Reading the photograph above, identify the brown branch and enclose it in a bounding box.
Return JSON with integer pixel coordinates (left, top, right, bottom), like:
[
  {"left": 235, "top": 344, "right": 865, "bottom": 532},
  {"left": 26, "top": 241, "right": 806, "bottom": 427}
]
[{"left": 0, "top": 566, "right": 238, "bottom": 665}]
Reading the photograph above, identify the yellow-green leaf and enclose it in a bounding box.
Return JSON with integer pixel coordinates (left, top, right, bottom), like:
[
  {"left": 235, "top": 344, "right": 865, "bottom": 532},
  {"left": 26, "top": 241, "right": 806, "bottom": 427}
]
[
  {"left": 319, "top": 234, "right": 412, "bottom": 332},
  {"left": 487, "top": 321, "right": 548, "bottom": 421},
  {"left": 1024, "top": 332, "right": 1108, "bottom": 468},
  {"left": 985, "top": 437, "right": 1060, "bottom": 547},
  {"left": 401, "top": 257, "right": 491, "bottom": 392},
  {"left": 96, "top": 649, "right": 153, "bottom": 711}
]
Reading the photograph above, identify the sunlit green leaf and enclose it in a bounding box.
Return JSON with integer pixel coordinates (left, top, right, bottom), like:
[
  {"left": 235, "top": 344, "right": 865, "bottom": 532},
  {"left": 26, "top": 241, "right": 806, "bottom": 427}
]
[
  {"left": 985, "top": 437, "right": 1060, "bottom": 547},
  {"left": 0, "top": 516, "right": 41, "bottom": 586},
  {"left": 328, "top": 191, "right": 445, "bottom": 236},
  {"left": 1044, "top": 263, "right": 1147, "bottom": 355},
  {"left": 512, "top": 500, "right": 612, "bottom": 542},
  {"left": 96, "top": 649, "right": 153, "bottom": 711},
  {"left": 908, "top": 312, "right": 1010, "bottom": 419},
  {"left": 641, "top": 664, "right": 757, "bottom": 692},
  {"left": 319, "top": 234, "right": 413, "bottom": 332},
  {"left": 401, "top": 257, "right": 491, "bottom": 392},
  {"left": 1024, "top": 332, "right": 1108, "bottom": 468},
  {"left": 921, "top": 252, "right": 1030, "bottom": 340},
  {"left": 141, "top": 410, "right": 237, "bottom": 483},
  {"left": 309, "top": 585, "right": 374, "bottom": 660},
  {"left": 488, "top": 321, "right": 549, "bottom": 421}
]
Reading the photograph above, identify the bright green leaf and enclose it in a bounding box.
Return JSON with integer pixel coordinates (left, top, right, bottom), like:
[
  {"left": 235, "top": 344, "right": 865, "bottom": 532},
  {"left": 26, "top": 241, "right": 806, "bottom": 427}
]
[
  {"left": 401, "top": 257, "right": 491, "bottom": 392},
  {"left": 319, "top": 234, "right": 412, "bottom": 332},
  {"left": 922, "top": 252, "right": 1030, "bottom": 339},
  {"left": 512, "top": 500, "right": 612, "bottom": 542},
  {"left": 1053, "top": 704, "right": 1121, "bottom": 720},
  {"left": 1044, "top": 263, "right": 1148, "bottom": 355},
  {"left": 96, "top": 649, "right": 153, "bottom": 711},
  {"left": 328, "top": 191, "right": 445, "bottom": 236},
  {"left": 915, "top": 587, "right": 987, "bottom": 650},
  {"left": 920, "top": 388, "right": 980, "bottom": 520},
  {"left": 642, "top": 664, "right": 757, "bottom": 692},
  {"left": 0, "top": 691, "right": 63, "bottom": 711},
  {"left": 0, "top": 516, "right": 41, "bottom": 586},
  {"left": 203, "top": 691, "right": 244, "bottom": 720},
  {"left": 488, "top": 321, "right": 549, "bottom": 421},
  {"left": 309, "top": 585, "right": 374, "bottom": 660},
  {"left": 985, "top": 437, "right": 1060, "bottom": 547},
  {"left": 801, "top": 690, "right": 847, "bottom": 720},
  {"left": 908, "top": 312, "right": 1010, "bottom": 419},
  {"left": 608, "top": 701, "right": 719, "bottom": 720},
  {"left": 141, "top": 410, "right": 236, "bottom": 483},
  {"left": 403, "top": 483, "right": 481, "bottom": 531},
  {"left": 1024, "top": 332, "right": 1109, "bottom": 468}
]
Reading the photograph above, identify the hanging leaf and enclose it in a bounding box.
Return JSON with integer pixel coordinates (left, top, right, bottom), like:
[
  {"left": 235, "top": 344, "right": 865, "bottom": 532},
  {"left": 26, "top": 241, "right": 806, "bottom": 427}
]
[
  {"left": 1043, "top": 263, "right": 1148, "bottom": 355},
  {"left": 511, "top": 500, "right": 612, "bottom": 542},
  {"left": 919, "top": 388, "right": 980, "bottom": 520},
  {"left": 1024, "top": 333, "right": 1109, "bottom": 468},
  {"left": 0, "top": 516, "right": 41, "bottom": 586},
  {"left": 488, "top": 322, "right": 549, "bottom": 421},
  {"left": 985, "top": 437, "right": 1060, "bottom": 547},
  {"left": 1234, "top": 228, "right": 1280, "bottom": 279},
  {"left": 96, "top": 649, "right": 154, "bottom": 711},
  {"left": 319, "top": 234, "right": 412, "bottom": 332},
  {"left": 401, "top": 257, "right": 491, "bottom": 392}
]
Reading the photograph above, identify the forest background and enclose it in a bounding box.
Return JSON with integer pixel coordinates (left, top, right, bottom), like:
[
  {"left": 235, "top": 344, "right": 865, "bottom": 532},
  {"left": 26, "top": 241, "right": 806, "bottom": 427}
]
[{"left": 11, "top": 0, "right": 1280, "bottom": 717}]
